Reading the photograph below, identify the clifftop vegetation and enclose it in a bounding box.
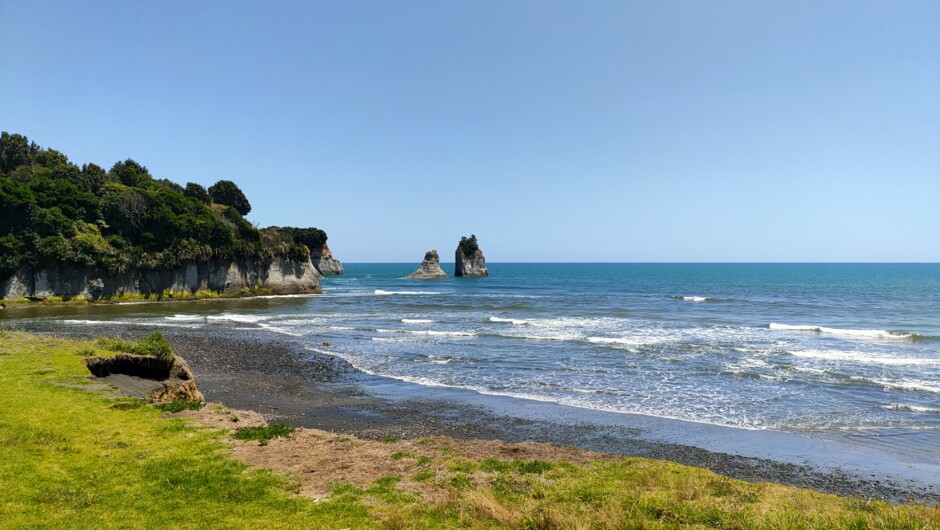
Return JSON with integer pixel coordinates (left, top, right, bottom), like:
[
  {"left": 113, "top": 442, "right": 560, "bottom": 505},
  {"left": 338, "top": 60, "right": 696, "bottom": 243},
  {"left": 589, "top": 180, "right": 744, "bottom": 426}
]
[
  {"left": 0, "top": 132, "right": 326, "bottom": 277},
  {"left": 457, "top": 234, "right": 479, "bottom": 257}
]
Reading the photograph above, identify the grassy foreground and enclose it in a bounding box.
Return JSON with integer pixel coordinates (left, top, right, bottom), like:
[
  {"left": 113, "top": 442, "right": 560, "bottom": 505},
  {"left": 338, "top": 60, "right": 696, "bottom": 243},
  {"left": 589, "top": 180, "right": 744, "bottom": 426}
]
[{"left": 1, "top": 331, "right": 938, "bottom": 529}]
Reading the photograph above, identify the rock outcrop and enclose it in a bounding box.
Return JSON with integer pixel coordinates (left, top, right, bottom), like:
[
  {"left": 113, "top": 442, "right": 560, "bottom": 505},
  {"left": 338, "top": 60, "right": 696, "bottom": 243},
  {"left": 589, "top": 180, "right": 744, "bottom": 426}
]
[
  {"left": 1, "top": 256, "right": 322, "bottom": 301},
  {"left": 455, "top": 235, "right": 488, "bottom": 277},
  {"left": 310, "top": 242, "right": 344, "bottom": 276},
  {"left": 406, "top": 250, "right": 447, "bottom": 279},
  {"left": 84, "top": 352, "right": 205, "bottom": 402}
]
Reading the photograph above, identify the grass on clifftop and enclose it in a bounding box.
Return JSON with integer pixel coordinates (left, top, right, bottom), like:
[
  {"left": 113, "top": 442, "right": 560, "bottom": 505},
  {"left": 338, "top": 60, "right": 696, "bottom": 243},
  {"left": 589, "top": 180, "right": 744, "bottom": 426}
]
[
  {"left": 1, "top": 331, "right": 938, "bottom": 529},
  {"left": 96, "top": 331, "right": 174, "bottom": 359}
]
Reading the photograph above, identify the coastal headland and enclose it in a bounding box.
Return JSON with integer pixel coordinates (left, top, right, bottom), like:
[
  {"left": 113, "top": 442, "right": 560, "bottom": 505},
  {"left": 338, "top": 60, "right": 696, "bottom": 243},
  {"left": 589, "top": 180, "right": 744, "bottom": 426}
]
[{"left": 0, "top": 132, "right": 342, "bottom": 306}]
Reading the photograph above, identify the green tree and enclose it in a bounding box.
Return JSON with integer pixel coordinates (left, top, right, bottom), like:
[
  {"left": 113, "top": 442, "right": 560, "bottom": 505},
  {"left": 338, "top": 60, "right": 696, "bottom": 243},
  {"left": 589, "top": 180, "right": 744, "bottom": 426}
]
[
  {"left": 0, "top": 132, "right": 38, "bottom": 174},
  {"left": 109, "top": 159, "right": 152, "bottom": 188},
  {"left": 79, "top": 163, "right": 108, "bottom": 193},
  {"left": 208, "top": 179, "right": 251, "bottom": 215},
  {"left": 184, "top": 182, "right": 210, "bottom": 204}
]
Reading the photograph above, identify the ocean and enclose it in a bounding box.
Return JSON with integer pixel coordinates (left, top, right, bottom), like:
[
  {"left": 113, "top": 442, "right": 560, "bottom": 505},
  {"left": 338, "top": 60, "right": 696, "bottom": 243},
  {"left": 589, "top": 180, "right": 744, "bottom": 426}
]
[{"left": 5, "top": 263, "right": 939, "bottom": 459}]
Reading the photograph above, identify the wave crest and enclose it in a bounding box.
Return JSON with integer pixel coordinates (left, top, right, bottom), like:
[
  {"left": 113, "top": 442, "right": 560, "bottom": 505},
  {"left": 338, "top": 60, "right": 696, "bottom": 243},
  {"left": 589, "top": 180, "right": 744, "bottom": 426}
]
[
  {"left": 374, "top": 289, "right": 441, "bottom": 296},
  {"left": 770, "top": 323, "right": 915, "bottom": 340}
]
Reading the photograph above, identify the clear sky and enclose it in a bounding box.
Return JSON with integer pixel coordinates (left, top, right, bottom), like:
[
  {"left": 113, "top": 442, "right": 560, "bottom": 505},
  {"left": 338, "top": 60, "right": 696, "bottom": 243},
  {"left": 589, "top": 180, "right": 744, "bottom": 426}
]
[{"left": 2, "top": 1, "right": 938, "bottom": 262}]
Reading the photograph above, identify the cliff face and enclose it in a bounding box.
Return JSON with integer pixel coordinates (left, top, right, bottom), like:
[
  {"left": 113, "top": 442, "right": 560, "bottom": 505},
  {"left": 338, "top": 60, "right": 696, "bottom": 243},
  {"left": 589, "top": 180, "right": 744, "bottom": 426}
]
[
  {"left": 406, "top": 250, "right": 447, "bottom": 279},
  {"left": 1, "top": 256, "right": 322, "bottom": 301},
  {"left": 455, "top": 248, "right": 488, "bottom": 277},
  {"left": 310, "top": 242, "right": 344, "bottom": 276}
]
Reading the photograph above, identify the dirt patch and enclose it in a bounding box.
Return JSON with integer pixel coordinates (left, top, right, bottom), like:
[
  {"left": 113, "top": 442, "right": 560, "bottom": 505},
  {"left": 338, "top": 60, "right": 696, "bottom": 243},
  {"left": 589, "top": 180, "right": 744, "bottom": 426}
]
[
  {"left": 169, "top": 403, "right": 267, "bottom": 429},
  {"left": 83, "top": 353, "right": 204, "bottom": 402},
  {"left": 175, "top": 407, "right": 615, "bottom": 500}
]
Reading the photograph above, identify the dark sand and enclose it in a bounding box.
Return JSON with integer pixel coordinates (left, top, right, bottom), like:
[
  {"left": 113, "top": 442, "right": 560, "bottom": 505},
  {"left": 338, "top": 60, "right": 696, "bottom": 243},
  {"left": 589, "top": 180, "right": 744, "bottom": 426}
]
[{"left": 36, "top": 326, "right": 940, "bottom": 505}]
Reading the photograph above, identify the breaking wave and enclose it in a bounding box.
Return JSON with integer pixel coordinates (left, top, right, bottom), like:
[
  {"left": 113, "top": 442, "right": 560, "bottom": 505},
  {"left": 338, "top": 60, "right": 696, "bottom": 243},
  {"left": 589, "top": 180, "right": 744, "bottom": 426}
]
[
  {"left": 790, "top": 349, "right": 940, "bottom": 367},
  {"left": 769, "top": 323, "right": 915, "bottom": 340},
  {"left": 374, "top": 290, "right": 442, "bottom": 296}
]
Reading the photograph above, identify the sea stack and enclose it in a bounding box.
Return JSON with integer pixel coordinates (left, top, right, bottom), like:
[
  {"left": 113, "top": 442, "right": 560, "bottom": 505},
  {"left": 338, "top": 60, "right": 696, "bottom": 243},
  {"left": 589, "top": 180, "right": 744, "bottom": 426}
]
[
  {"left": 406, "top": 250, "right": 448, "bottom": 279},
  {"left": 310, "top": 241, "right": 344, "bottom": 276},
  {"left": 454, "top": 235, "right": 488, "bottom": 277}
]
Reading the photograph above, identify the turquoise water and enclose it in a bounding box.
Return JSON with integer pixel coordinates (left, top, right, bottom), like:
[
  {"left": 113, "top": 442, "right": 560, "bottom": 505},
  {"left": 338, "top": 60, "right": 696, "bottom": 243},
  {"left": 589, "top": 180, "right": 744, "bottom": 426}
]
[{"left": 6, "top": 263, "right": 939, "bottom": 456}]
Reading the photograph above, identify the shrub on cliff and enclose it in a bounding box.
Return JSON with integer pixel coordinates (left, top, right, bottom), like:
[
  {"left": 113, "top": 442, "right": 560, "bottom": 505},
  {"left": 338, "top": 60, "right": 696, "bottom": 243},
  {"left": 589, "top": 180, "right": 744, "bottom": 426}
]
[
  {"left": 183, "top": 182, "right": 210, "bottom": 204},
  {"left": 458, "top": 234, "right": 479, "bottom": 256},
  {"left": 208, "top": 179, "right": 251, "bottom": 215}
]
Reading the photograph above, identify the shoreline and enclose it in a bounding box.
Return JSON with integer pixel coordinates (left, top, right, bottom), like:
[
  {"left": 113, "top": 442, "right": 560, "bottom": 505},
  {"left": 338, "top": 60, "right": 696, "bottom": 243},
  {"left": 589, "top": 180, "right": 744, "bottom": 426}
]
[{"left": 28, "top": 323, "right": 940, "bottom": 506}]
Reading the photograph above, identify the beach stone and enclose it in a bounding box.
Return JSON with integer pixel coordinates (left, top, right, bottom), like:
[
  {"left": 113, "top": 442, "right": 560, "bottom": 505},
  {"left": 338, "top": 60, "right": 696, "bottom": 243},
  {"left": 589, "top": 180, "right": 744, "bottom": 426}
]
[{"left": 406, "top": 250, "right": 447, "bottom": 279}]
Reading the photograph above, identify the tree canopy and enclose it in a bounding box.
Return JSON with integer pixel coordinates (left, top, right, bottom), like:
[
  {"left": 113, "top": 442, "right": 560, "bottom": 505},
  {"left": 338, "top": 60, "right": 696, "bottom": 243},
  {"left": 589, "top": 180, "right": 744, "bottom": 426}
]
[
  {"left": 0, "top": 132, "right": 326, "bottom": 278},
  {"left": 208, "top": 180, "right": 251, "bottom": 215}
]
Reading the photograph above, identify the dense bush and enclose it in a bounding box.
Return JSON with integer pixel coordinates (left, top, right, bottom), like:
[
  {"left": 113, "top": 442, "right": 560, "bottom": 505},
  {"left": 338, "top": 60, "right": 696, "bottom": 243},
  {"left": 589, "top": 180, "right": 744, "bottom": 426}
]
[
  {"left": 208, "top": 179, "right": 251, "bottom": 215},
  {"left": 0, "top": 132, "right": 328, "bottom": 277},
  {"left": 458, "top": 234, "right": 479, "bottom": 256}
]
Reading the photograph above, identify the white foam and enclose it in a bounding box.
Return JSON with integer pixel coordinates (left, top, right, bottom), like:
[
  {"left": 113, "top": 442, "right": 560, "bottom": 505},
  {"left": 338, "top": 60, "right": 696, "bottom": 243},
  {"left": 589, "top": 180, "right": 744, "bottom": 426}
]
[
  {"left": 300, "top": 345, "right": 765, "bottom": 431},
  {"left": 420, "top": 330, "right": 476, "bottom": 338},
  {"left": 870, "top": 378, "right": 940, "bottom": 395},
  {"left": 401, "top": 318, "right": 434, "bottom": 324},
  {"left": 791, "top": 349, "right": 939, "bottom": 366},
  {"left": 60, "top": 319, "right": 202, "bottom": 329},
  {"left": 371, "top": 337, "right": 414, "bottom": 343},
  {"left": 880, "top": 404, "right": 940, "bottom": 413},
  {"left": 258, "top": 323, "right": 303, "bottom": 337},
  {"left": 165, "top": 314, "right": 203, "bottom": 321},
  {"left": 683, "top": 296, "right": 709, "bottom": 302},
  {"left": 494, "top": 331, "right": 586, "bottom": 343},
  {"left": 488, "top": 316, "right": 528, "bottom": 324},
  {"left": 428, "top": 356, "right": 454, "bottom": 365},
  {"left": 206, "top": 313, "right": 270, "bottom": 324},
  {"left": 374, "top": 290, "right": 441, "bottom": 296},
  {"left": 770, "top": 323, "right": 913, "bottom": 340},
  {"left": 63, "top": 319, "right": 119, "bottom": 325},
  {"left": 376, "top": 328, "right": 477, "bottom": 338},
  {"left": 587, "top": 336, "right": 654, "bottom": 347}
]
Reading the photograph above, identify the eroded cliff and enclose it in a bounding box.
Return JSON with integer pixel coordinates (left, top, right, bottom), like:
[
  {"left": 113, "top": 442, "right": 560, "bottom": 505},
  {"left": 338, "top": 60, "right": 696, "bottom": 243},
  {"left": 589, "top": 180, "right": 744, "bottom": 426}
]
[
  {"left": 1, "top": 256, "right": 322, "bottom": 301},
  {"left": 310, "top": 242, "right": 344, "bottom": 276}
]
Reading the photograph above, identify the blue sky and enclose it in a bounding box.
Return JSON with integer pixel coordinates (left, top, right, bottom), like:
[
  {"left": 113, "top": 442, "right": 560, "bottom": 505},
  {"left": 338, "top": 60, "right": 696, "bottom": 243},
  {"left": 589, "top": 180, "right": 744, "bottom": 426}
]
[{"left": 2, "top": 1, "right": 938, "bottom": 262}]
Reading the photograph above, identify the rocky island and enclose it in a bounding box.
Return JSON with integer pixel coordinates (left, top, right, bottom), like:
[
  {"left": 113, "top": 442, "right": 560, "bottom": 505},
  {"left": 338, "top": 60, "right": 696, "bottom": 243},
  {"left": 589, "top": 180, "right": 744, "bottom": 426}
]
[
  {"left": 454, "top": 234, "right": 488, "bottom": 277},
  {"left": 0, "top": 132, "right": 339, "bottom": 303},
  {"left": 406, "top": 250, "right": 447, "bottom": 279}
]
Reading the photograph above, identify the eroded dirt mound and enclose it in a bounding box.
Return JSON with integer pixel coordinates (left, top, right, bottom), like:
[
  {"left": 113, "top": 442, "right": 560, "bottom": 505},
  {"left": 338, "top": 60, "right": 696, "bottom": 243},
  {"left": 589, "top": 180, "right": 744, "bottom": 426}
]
[{"left": 84, "top": 353, "right": 205, "bottom": 402}]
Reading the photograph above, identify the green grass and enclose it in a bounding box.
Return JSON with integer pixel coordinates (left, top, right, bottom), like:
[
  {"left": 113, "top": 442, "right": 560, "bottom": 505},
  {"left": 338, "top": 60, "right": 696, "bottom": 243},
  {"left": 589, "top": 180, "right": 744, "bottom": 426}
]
[
  {"left": 0, "top": 333, "right": 377, "bottom": 529},
  {"left": 2, "top": 332, "right": 938, "bottom": 530},
  {"left": 233, "top": 424, "right": 295, "bottom": 445},
  {"left": 96, "top": 332, "right": 173, "bottom": 359},
  {"left": 155, "top": 400, "right": 204, "bottom": 413}
]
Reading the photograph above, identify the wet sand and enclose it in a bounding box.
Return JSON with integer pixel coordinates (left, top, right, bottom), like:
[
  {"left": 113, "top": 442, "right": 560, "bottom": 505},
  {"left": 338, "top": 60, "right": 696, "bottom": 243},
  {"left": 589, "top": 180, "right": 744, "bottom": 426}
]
[{"left": 35, "top": 325, "right": 940, "bottom": 505}]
